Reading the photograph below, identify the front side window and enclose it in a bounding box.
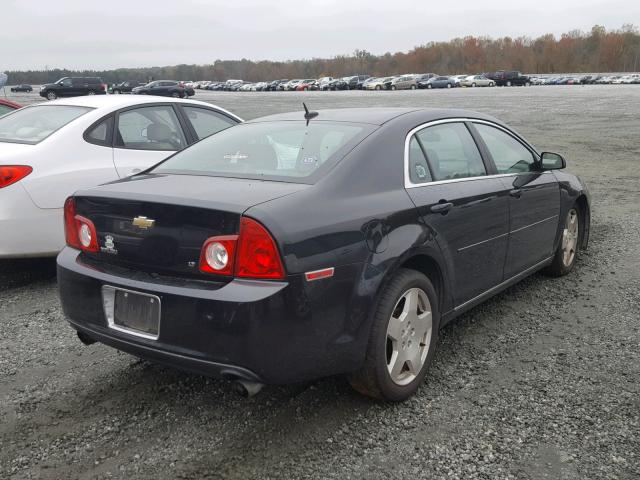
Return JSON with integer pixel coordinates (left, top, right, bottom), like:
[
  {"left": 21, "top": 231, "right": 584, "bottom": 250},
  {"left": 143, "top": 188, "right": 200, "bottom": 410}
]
[
  {"left": 59, "top": 78, "right": 73, "bottom": 87},
  {"left": 474, "top": 123, "right": 536, "bottom": 173},
  {"left": 116, "top": 105, "right": 185, "bottom": 151},
  {"left": 183, "top": 107, "right": 237, "bottom": 140},
  {"left": 0, "top": 105, "right": 91, "bottom": 144},
  {"left": 415, "top": 123, "right": 486, "bottom": 181},
  {"left": 152, "top": 121, "right": 373, "bottom": 183}
]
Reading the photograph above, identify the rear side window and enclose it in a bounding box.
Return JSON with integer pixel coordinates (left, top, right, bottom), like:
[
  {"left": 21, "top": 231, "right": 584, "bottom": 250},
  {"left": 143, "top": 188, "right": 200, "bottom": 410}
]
[
  {"left": 183, "top": 107, "right": 237, "bottom": 140},
  {"left": 415, "top": 123, "right": 485, "bottom": 181},
  {"left": 153, "top": 121, "right": 374, "bottom": 184},
  {"left": 0, "top": 105, "right": 13, "bottom": 116},
  {"left": 407, "top": 136, "right": 432, "bottom": 184},
  {"left": 116, "top": 105, "right": 186, "bottom": 151},
  {"left": 474, "top": 123, "right": 536, "bottom": 173},
  {"left": 85, "top": 116, "right": 114, "bottom": 146},
  {"left": 0, "top": 105, "right": 91, "bottom": 144}
]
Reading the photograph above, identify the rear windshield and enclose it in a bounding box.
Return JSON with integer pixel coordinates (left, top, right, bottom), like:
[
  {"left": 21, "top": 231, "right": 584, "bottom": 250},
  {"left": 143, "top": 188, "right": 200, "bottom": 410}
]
[
  {"left": 0, "top": 105, "right": 92, "bottom": 144},
  {"left": 152, "top": 121, "right": 374, "bottom": 183}
]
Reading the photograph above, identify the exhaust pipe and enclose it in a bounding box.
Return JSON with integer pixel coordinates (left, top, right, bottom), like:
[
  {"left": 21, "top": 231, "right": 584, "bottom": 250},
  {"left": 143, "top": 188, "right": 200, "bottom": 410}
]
[
  {"left": 232, "top": 379, "right": 264, "bottom": 397},
  {"left": 77, "top": 331, "right": 96, "bottom": 345}
]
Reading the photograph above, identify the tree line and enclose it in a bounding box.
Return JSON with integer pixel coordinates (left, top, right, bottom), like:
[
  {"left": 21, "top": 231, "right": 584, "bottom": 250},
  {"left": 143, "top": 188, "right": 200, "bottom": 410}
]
[{"left": 5, "top": 24, "right": 639, "bottom": 85}]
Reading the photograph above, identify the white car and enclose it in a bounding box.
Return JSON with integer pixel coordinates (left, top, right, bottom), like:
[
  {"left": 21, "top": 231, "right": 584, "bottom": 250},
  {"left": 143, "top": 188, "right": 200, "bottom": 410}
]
[{"left": 0, "top": 95, "right": 242, "bottom": 258}]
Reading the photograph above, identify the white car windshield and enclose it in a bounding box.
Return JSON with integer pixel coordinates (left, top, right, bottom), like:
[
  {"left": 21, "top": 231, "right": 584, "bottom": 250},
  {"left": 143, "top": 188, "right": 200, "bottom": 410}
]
[
  {"left": 152, "top": 121, "right": 374, "bottom": 184},
  {"left": 0, "top": 105, "right": 92, "bottom": 144}
]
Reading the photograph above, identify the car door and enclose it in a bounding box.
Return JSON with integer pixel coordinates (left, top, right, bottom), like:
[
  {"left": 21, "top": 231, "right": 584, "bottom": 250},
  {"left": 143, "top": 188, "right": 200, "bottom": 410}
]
[
  {"left": 112, "top": 104, "right": 188, "bottom": 177},
  {"left": 405, "top": 121, "right": 510, "bottom": 305},
  {"left": 471, "top": 122, "right": 560, "bottom": 278}
]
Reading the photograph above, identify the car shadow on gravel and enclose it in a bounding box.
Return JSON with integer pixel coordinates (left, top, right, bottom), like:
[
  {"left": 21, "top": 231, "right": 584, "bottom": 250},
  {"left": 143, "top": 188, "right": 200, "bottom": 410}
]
[{"left": 0, "top": 258, "right": 57, "bottom": 289}]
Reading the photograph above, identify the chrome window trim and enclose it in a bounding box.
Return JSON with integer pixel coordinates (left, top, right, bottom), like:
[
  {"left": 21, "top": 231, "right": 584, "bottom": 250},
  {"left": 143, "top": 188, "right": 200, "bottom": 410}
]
[{"left": 403, "top": 117, "right": 540, "bottom": 189}]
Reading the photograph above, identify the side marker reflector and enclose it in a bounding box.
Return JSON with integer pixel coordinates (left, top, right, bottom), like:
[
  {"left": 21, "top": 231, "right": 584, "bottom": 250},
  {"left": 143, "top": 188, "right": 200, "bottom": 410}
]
[{"left": 305, "top": 267, "right": 334, "bottom": 282}]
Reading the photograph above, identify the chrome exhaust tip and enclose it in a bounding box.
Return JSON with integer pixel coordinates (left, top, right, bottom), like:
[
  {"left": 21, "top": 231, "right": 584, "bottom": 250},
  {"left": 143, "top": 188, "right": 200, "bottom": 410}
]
[{"left": 232, "top": 379, "right": 264, "bottom": 397}]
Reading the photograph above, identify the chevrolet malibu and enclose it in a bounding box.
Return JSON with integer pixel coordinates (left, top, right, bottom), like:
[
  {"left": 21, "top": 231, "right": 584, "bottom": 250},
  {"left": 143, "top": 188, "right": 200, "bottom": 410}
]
[{"left": 57, "top": 108, "right": 590, "bottom": 401}]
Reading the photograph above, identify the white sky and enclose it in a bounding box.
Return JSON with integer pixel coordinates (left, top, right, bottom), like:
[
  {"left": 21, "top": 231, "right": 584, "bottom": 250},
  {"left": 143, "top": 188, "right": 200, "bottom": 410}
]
[{"left": 2, "top": 0, "right": 639, "bottom": 70}]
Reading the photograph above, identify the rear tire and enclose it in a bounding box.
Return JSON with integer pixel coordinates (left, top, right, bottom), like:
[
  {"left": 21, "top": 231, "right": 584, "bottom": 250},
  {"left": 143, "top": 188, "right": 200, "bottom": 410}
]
[
  {"left": 348, "top": 268, "right": 439, "bottom": 401},
  {"left": 489, "top": 82, "right": 495, "bottom": 87},
  {"left": 507, "top": 80, "right": 513, "bottom": 87},
  {"left": 171, "top": 91, "right": 180, "bottom": 98},
  {"left": 472, "top": 83, "right": 476, "bottom": 87},
  {"left": 446, "top": 83, "right": 451, "bottom": 88},
  {"left": 427, "top": 84, "right": 432, "bottom": 89},
  {"left": 87, "top": 90, "right": 96, "bottom": 95},
  {"left": 410, "top": 84, "right": 416, "bottom": 90},
  {"left": 391, "top": 85, "right": 397, "bottom": 90},
  {"left": 375, "top": 85, "right": 381, "bottom": 90},
  {"left": 545, "top": 206, "right": 581, "bottom": 277}
]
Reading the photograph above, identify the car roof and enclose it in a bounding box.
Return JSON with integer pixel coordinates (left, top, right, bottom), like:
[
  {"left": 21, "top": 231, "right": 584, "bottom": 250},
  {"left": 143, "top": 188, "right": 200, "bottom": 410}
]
[
  {"left": 35, "top": 95, "right": 242, "bottom": 121},
  {"left": 246, "top": 107, "right": 501, "bottom": 126}
]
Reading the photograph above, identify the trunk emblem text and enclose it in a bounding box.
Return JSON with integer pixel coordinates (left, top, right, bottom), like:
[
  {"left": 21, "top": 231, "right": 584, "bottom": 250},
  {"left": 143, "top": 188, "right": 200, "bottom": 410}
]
[{"left": 132, "top": 216, "right": 155, "bottom": 230}]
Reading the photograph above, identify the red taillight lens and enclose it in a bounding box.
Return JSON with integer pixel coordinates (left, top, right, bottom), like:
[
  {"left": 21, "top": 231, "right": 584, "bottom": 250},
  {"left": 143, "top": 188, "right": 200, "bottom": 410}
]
[
  {"left": 63, "top": 197, "right": 99, "bottom": 252},
  {"left": 199, "top": 235, "right": 238, "bottom": 276},
  {"left": 235, "top": 217, "right": 284, "bottom": 280},
  {"left": 198, "top": 217, "right": 285, "bottom": 280},
  {"left": 0, "top": 165, "right": 32, "bottom": 189}
]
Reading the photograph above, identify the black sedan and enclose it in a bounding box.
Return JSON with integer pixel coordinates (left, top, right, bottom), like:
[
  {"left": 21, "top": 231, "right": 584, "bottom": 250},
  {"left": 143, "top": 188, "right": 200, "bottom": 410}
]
[
  {"left": 132, "top": 80, "right": 195, "bottom": 98},
  {"left": 57, "top": 108, "right": 590, "bottom": 401},
  {"left": 10, "top": 84, "right": 33, "bottom": 92}
]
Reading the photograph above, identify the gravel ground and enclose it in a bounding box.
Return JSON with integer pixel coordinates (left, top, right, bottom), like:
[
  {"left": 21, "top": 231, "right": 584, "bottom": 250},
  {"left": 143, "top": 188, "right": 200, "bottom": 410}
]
[{"left": 1, "top": 86, "right": 639, "bottom": 479}]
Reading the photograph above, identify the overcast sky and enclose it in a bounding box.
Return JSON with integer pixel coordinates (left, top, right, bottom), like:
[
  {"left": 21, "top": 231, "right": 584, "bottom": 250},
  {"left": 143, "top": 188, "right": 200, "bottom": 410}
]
[{"left": 3, "top": 0, "right": 638, "bottom": 70}]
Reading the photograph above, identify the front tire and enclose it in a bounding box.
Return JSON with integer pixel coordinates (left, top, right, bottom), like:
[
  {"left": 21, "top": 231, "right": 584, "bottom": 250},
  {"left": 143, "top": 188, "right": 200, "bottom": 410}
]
[
  {"left": 171, "top": 91, "right": 180, "bottom": 98},
  {"left": 391, "top": 85, "right": 397, "bottom": 90},
  {"left": 348, "top": 269, "right": 439, "bottom": 401},
  {"left": 545, "top": 207, "right": 581, "bottom": 276},
  {"left": 46, "top": 91, "right": 57, "bottom": 100},
  {"left": 410, "top": 84, "right": 416, "bottom": 90},
  {"left": 427, "top": 84, "right": 432, "bottom": 89}
]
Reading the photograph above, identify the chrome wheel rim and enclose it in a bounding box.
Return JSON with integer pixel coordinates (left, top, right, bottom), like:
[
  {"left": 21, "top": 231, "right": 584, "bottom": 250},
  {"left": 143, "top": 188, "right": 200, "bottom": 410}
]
[
  {"left": 561, "top": 209, "right": 579, "bottom": 267},
  {"left": 386, "top": 287, "right": 432, "bottom": 386}
]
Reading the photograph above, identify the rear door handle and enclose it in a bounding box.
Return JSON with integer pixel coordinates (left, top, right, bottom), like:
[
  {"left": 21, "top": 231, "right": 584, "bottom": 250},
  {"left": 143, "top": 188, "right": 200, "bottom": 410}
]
[
  {"left": 430, "top": 202, "right": 453, "bottom": 214},
  {"left": 509, "top": 189, "right": 523, "bottom": 198}
]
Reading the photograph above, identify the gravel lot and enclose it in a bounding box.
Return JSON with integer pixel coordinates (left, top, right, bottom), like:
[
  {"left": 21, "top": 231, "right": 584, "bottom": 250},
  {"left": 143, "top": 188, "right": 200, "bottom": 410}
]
[{"left": 1, "top": 86, "right": 639, "bottom": 479}]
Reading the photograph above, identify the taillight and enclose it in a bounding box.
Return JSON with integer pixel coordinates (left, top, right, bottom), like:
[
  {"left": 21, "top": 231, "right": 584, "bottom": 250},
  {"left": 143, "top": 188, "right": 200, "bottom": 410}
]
[
  {"left": 0, "top": 165, "right": 32, "bottom": 189},
  {"left": 199, "top": 235, "right": 238, "bottom": 276},
  {"left": 199, "top": 217, "right": 285, "bottom": 280},
  {"left": 63, "top": 197, "right": 99, "bottom": 252}
]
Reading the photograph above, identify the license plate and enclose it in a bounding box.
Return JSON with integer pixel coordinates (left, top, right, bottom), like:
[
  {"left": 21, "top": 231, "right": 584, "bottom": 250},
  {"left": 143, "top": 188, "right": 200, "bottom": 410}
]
[{"left": 102, "top": 286, "right": 161, "bottom": 340}]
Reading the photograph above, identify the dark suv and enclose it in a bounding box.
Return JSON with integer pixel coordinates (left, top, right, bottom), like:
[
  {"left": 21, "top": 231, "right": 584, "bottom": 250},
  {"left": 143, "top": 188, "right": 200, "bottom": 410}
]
[
  {"left": 39, "top": 77, "right": 106, "bottom": 100},
  {"left": 131, "top": 80, "right": 195, "bottom": 98},
  {"left": 485, "top": 71, "right": 531, "bottom": 87}
]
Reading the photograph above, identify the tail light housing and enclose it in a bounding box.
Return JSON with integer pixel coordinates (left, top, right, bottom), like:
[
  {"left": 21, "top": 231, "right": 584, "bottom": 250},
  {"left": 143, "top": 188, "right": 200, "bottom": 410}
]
[
  {"left": 199, "top": 217, "right": 285, "bottom": 280},
  {"left": 0, "top": 165, "right": 32, "bottom": 189},
  {"left": 64, "top": 197, "right": 99, "bottom": 252}
]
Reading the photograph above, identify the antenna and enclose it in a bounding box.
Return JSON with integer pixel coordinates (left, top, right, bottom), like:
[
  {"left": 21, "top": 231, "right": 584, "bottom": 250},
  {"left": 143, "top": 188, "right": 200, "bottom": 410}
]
[{"left": 303, "top": 103, "right": 319, "bottom": 126}]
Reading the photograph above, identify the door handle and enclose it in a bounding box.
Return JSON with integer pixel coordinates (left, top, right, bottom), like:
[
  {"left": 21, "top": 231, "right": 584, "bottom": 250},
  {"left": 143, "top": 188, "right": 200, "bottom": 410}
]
[
  {"left": 509, "top": 189, "right": 523, "bottom": 198},
  {"left": 430, "top": 202, "right": 453, "bottom": 215}
]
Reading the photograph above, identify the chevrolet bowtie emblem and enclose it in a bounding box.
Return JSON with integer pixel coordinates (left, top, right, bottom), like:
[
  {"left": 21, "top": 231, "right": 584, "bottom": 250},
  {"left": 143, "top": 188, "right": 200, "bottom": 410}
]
[{"left": 132, "top": 216, "right": 155, "bottom": 229}]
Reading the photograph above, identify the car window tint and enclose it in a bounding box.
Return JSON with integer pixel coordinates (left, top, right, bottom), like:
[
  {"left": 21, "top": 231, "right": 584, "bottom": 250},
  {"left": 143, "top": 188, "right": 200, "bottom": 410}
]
[
  {"left": 153, "top": 121, "right": 373, "bottom": 184},
  {"left": 416, "top": 123, "right": 485, "bottom": 181},
  {"left": 117, "top": 105, "right": 185, "bottom": 151},
  {"left": 0, "top": 105, "right": 91, "bottom": 144},
  {"left": 474, "top": 123, "right": 535, "bottom": 173},
  {"left": 60, "top": 78, "right": 73, "bottom": 87},
  {"left": 0, "top": 105, "right": 13, "bottom": 117},
  {"left": 86, "top": 116, "right": 113, "bottom": 146},
  {"left": 183, "top": 107, "right": 236, "bottom": 140},
  {"left": 408, "top": 136, "right": 432, "bottom": 184}
]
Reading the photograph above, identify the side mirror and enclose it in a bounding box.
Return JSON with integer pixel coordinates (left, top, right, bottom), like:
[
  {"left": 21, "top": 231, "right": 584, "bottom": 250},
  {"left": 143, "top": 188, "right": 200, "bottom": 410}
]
[{"left": 540, "top": 152, "right": 566, "bottom": 170}]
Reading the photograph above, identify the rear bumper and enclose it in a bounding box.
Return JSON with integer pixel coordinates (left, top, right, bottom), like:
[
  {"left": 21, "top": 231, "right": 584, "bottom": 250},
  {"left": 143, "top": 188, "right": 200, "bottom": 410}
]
[{"left": 57, "top": 247, "right": 369, "bottom": 384}]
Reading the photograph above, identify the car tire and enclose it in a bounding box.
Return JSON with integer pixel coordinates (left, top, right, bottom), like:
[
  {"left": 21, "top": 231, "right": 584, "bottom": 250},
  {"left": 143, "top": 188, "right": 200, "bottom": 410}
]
[
  {"left": 391, "top": 85, "right": 396, "bottom": 90},
  {"left": 427, "top": 84, "right": 432, "bottom": 89},
  {"left": 410, "top": 84, "right": 416, "bottom": 90},
  {"left": 46, "top": 91, "right": 57, "bottom": 100},
  {"left": 375, "top": 85, "right": 381, "bottom": 90},
  {"left": 113, "top": 89, "right": 121, "bottom": 94},
  {"left": 87, "top": 90, "right": 96, "bottom": 95},
  {"left": 545, "top": 206, "right": 581, "bottom": 277},
  {"left": 506, "top": 80, "right": 512, "bottom": 87},
  {"left": 489, "top": 82, "right": 495, "bottom": 87},
  {"left": 525, "top": 82, "right": 531, "bottom": 87},
  {"left": 446, "top": 83, "right": 452, "bottom": 88},
  {"left": 171, "top": 91, "right": 181, "bottom": 98},
  {"left": 348, "top": 268, "right": 439, "bottom": 401}
]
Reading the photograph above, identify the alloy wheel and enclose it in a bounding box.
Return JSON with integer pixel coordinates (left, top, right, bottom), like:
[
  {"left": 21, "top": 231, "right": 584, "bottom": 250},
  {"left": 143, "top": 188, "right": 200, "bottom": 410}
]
[
  {"left": 561, "top": 209, "right": 579, "bottom": 267},
  {"left": 386, "top": 287, "right": 433, "bottom": 386}
]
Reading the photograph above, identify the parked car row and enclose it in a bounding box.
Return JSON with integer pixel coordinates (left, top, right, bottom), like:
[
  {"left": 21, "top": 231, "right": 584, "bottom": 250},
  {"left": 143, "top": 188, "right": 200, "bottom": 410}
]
[{"left": 530, "top": 74, "right": 640, "bottom": 85}]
